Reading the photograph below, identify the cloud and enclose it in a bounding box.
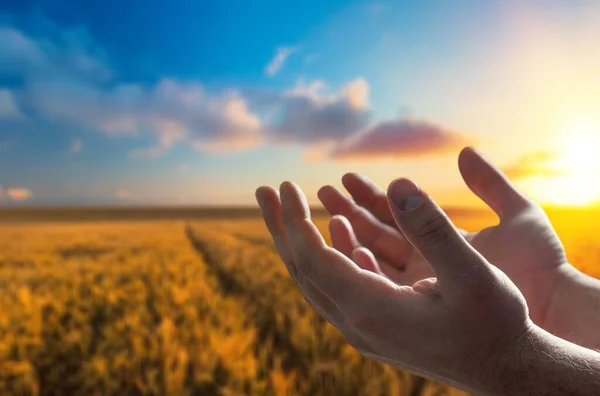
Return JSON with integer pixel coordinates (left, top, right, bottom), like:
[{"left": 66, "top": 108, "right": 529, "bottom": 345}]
[
  {"left": 304, "top": 54, "right": 319, "bottom": 65},
  {"left": 26, "top": 78, "right": 264, "bottom": 154},
  {"left": 0, "top": 186, "right": 33, "bottom": 201},
  {"left": 332, "top": 118, "right": 469, "bottom": 160},
  {"left": 115, "top": 190, "right": 134, "bottom": 200},
  {"left": 2, "top": 18, "right": 263, "bottom": 156},
  {"left": 1, "top": 16, "right": 471, "bottom": 163},
  {"left": 69, "top": 138, "right": 83, "bottom": 154},
  {"left": 265, "top": 46, "right": 297, "bottom": 77},
  {"left": 269, "top": 78, "right": 370, "bottom": 143},
  {"left": 0, "top": 23, "right": 111, "bottom": 82},
  {"left": 502, "top": 151, "right": 563, "bottom": 179},
  {"left": 0, "top": 89, "right": 22, "bottom": 119}
]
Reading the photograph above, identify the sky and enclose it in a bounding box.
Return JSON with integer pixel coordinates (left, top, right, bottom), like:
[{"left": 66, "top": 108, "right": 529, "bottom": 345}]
[{"left": 1, "top": 0, "right": 600, "bottom": 207}]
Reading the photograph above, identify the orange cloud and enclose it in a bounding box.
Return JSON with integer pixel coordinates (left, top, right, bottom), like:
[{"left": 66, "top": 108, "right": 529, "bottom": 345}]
[
  {"left": 331, "top": 118, "right": 469, "bottom": 160},
  {"left": 115, "top": 190, "right": 134, "bottom": 200},
  {"left": 0, "top": 186, "right": 33, "bottom": 201},
  {"left": 502, "top": 151, "right": 563, "bottom": 179}
]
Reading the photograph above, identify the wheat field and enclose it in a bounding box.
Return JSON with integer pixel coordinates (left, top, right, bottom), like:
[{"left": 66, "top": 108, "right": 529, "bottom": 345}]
[{"left": 0, "top": 207, "right": 598, "bottom": 395}]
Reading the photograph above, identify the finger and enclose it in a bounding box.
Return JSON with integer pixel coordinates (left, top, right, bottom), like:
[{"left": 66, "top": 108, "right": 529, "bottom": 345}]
[
  {"left": 280, "top": 181, "right": 396, "bottom": 306},
  {"left": 352, "top": 247, "right": 384, "bottom": 275},
  {"left": 318, "top": 185, "right": 412, "bottom": 267},
  {"left": 256, "top": 186, "right": 297, "bottom": 278},
  {"left": 329, "top": 215, "right": 359, "bottom": 258},
  {"left": 458, "top": 147, "right": 531, "bottom": 220},
  {"left": 387, "top": 178, "right": 495, "bottom": 292},
  {"left": 257, "top": 186, "right": 346, "bottom": 322},
  {"left": 342, "top": 173, "right": 396, "bottom": 226}
]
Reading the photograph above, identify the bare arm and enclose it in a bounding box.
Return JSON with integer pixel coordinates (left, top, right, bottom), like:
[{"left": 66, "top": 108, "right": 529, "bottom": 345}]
[
  {"left": 497, "top": 326, "right": 600, "bottom": 396},
  {"left": 544, "top": 265, "right": 600, "bottom": 350}
]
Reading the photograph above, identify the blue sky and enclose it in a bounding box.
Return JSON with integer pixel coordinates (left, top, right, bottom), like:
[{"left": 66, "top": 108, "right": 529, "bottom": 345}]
[{"left": 1, "top": 0, "right": 600, "bottom": 206}]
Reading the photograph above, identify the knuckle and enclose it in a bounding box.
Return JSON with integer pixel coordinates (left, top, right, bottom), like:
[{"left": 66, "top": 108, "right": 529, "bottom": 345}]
[{"left": 416, "top": 213, "right": 452, "bottom": 244}]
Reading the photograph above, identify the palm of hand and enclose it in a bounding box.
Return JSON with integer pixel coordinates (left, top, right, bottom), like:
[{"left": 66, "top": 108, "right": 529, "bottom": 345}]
[{"left": 467, "top": 207, "right": 567, "bottom": 324}]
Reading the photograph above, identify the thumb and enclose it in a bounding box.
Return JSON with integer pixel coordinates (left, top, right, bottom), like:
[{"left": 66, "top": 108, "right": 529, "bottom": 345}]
[
  {"left": 387, "top": 178, "right": 494, "bottom": 292},
  {"left": 458, "top": 147, "right": 531, "bottom": 219}
]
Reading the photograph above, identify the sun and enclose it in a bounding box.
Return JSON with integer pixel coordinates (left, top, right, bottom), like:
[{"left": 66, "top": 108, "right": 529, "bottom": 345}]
[{"left": 527, "top": 120, "right": 600, "bottom": 207}]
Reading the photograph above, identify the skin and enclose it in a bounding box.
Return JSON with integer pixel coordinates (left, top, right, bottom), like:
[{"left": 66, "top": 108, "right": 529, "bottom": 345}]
[
  {"left": 256, "top": 175, "right": 600, "bottom": 395},
  {"left": 317, "top": 147, "right": 600, "bottom": 350}
]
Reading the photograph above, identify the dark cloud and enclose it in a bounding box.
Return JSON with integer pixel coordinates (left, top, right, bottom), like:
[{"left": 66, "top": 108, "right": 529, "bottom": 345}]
[{"left": 331, "top": 118, "right": 469, "bottom": 160}]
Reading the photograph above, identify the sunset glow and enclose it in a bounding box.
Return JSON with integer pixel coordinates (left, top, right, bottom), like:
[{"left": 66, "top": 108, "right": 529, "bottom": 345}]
[
  {"left": 1, "top": 2, "right": 600, "bottom": 208},
  {"left": 526, "top": 120, "right": 600, "bottom": 206}
]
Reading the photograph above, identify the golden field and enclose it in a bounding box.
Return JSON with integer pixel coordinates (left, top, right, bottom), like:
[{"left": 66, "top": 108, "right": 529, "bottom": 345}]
[{"left": 0, "top": 207, "right": 599, "bottom": 395}]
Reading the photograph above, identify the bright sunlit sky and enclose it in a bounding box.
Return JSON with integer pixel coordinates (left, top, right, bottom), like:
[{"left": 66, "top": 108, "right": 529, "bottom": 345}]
[{"left": 1, "top": 0, "right": 600, "bottom": 207}]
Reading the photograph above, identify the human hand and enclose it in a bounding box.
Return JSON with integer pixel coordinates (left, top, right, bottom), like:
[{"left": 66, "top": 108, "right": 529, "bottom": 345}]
[
  {"left": 318, "top": 147, "right": 570, "bottom": 335},
  {"left": 256, "top": 179, "right": 534, "bottom": 394}
]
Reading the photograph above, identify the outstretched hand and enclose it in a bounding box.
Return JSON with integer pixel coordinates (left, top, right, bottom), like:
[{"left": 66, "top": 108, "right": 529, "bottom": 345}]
[
  {"left": 318, "top": 147, "right": 570, "bottom": 333},
  {"left": 256, "top": 179, "right": 533, "bottom": 394}
]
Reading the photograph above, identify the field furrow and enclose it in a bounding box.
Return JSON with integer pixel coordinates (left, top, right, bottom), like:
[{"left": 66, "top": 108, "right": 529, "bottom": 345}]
[{"left": 186, "top": 222, "right": 465, "bottom": 396}]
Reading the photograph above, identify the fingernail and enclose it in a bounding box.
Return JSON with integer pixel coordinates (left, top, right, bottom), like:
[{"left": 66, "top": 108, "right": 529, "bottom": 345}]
[{"left": 390, "top": 179, "right": 423, "bottom": 211}]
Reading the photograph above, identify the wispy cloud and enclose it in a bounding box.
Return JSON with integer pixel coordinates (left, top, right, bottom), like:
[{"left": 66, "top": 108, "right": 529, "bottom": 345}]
[
  {"left": 0, "top": 89, "right": 23, "bottom": 119},
  {"left": 264, "top": 46, "right": 297, "bottom": 77},
  {"left": 1, "top": 15, "right": 471, "bottom": 164},
  {"left": 502, "top": 151, "right": 563, "bottom": 179},
  {"left": 304, "top": 54, "right": 319, "bottom": 65}
]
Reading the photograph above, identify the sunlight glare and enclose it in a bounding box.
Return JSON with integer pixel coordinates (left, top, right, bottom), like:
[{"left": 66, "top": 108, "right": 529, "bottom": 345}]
[{"left": 531, "top": 120, "right": 600, "bottom": 206}]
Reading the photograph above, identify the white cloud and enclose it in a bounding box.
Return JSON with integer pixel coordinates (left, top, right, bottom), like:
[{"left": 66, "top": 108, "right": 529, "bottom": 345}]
[
  {"left": 264, "top": 46, "right": 297, "bottom": 77},
  {"left": 0, "top": 89, "right": 23, "bottom": 119},
  {"left": 0, "top": 16, "right": 468, "bottom": 163},
  {"left": 0, "top": 23, "right": 111, "bottom": 82}
]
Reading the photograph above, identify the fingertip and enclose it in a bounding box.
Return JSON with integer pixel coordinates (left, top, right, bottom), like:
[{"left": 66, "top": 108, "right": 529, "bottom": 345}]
[
  {"left": 317, "top": 185, "right": 335, "bottom": 201},
  {"left": 256, "top": 185, "right": 273, "bottom": 200},
  {"left": 387, "top": 178, "right": 423, "bottom": 212},
  {"left": 341, "top": 172, "right": 359, "bottom": 186},
  {"left": 351, "top": 247, "right": 380, "bottom": 274},
  {"left": 329, "top": 215, "right": 342, "bottom": 237},
  {"left": 279, "top": 181, "right": 299, "bottom": 205},
  {"left": 279, "top": 180, "right": 295, "bottom": 195},
  {"left": 458, "top": 146, "right": 481, "bottom": 170},
  {"left": 342, "top": 172, "right": 368, "bottom": 192},
  {"left": 329, "top": 214, "right": 350, "bottom": 229}
]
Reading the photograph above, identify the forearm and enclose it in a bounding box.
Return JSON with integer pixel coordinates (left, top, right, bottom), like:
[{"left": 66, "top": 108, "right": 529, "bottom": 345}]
[
  {"left": 492, "top": 326, "right": 600, "bottom": 396},
  {"left": 544, "top": 265, "right": 600, "bottom": 350}
]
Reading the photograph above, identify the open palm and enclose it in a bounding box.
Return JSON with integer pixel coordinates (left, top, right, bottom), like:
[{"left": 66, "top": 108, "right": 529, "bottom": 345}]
[{"left": 318, "top": 147, "right": 569, "bottom": 328}]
